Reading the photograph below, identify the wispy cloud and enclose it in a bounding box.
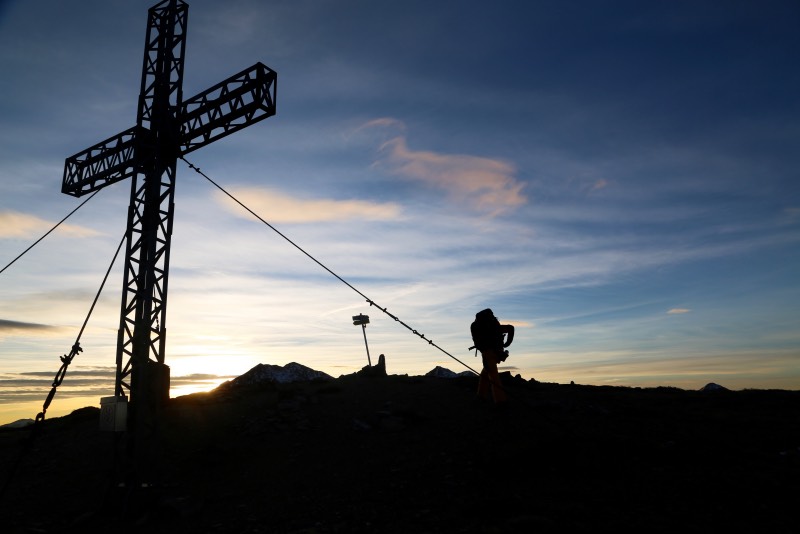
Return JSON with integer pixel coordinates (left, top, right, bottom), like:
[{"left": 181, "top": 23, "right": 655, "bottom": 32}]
[
  {"left": 378, "top": 136, "right": 526, "bottom": 216},
  {"left": 0, "top": 211, "right": 99, "bottom": 239},
  {"left": 0, "top": 318, "right": 58, "bottom": 334},
  {"left": 354, "top": 117, "right": 406, "bottom": 134},
  {"left": 667, "top": 308, "right": 691, "bottom": 314},
  {"left": 356, "top": 118, "right": 526, "bottom": 216},
  {"left": 0, "top": 366, "right": 237, "bottom": 405},
  {"left": 0, "top": 366, "right": 115, "bottom": 403},
  {"left": 215, "top": 188, "right": 402, "bottom": 223},
  {"left": 529, "top": 348, "right": 800, "bottom": 391}
]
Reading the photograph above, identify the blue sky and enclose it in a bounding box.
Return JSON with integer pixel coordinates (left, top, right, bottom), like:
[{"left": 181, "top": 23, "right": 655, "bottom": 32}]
[{"left": 1, "top": 0, "right": 798, "bottom": 423}]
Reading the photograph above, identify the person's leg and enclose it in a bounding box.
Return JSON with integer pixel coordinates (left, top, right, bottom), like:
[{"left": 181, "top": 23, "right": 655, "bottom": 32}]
[
  {"left": 477, "top": 366, "right": 491, "bottom": 400},
  {"left": 478, "top": 351, "right": 506, "bottom": 404}
]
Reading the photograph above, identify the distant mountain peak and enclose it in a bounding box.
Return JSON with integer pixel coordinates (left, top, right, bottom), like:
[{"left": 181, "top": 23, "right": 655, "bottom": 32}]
[
  {"left": 425, "top": 366, "right": 473, "bottom": 378},
  {"left": 1, "top": 418, "right": 35, "bottom": 429},
  {"left": 218, "top": 362, "right": 333, "bottom": 390},
  {"left": 700, "top": 382, "right": 729, "bottom": 392}
]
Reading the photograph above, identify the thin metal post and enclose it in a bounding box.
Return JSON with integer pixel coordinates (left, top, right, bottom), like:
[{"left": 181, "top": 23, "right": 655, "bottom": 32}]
[{"left": 361, "top": 323, "right": 372, "bottom": 367}]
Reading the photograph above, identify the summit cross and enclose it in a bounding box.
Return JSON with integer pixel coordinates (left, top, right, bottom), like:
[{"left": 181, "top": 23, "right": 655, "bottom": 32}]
[{"left": 61, "top": 0, "right": 276, "bottom": 444}]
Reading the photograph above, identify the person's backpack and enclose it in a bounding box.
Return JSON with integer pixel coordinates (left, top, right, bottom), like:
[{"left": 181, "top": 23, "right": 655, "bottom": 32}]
[{"left": 471, "top": 308, "right": 508, "bottom": 361}]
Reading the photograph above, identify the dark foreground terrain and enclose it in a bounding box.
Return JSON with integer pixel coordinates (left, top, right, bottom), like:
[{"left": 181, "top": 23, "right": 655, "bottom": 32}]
[{"left": 1, "top": 372, "right": 798, "bottom": 533}]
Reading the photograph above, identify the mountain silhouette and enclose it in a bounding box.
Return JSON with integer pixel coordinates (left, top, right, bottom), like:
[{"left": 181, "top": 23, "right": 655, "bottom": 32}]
[
  {"left": 217, "top": 361, "right": 333, "bottom": 389},
  {"left": 1, "top": 363, "right": 797, "bottom": 533}
]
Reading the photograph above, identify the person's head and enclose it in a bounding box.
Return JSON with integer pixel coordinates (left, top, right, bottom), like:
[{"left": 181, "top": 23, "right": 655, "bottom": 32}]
[{"left": 476, "top": 308, "right": 495, "bottom": 321}]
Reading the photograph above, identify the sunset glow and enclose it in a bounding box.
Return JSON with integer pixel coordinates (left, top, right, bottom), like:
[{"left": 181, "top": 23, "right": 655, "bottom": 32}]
[{"left": 1, "top": 0, "right": 798, "bottom": 426}]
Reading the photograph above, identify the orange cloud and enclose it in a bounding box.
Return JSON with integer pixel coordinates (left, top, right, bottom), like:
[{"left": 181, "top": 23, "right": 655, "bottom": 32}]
[
  {"left": 667, "top": 308, "right": 691, "bottom": 314},
  {"left": 355, "top": 117, "right": 406, "bottom": 133},
  {"left": 0, "top": 211, "right": 99, "bottom": 238},
  {"left": 217, "top": 188, "right": 402, "bottom": 223},
  {"left": 378, "top": 136, "right": 526, "bottom": 216}
]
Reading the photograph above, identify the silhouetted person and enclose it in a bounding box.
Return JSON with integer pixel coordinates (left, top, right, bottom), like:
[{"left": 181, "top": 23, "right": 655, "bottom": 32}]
[{"left": 471, "top": 308, "right": 514, "bottom": 405}]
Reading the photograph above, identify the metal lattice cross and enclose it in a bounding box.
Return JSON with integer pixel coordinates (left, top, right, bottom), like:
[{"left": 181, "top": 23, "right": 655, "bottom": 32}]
[{"left": 61, "top": 0, "right": 276, "bottom": 447}]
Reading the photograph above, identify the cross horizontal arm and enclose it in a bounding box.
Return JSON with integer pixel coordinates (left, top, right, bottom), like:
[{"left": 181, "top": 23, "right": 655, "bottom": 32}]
[
  {"left": 62, "top": 126, "right": 150, "bottom": 197},
  {"left": 179, "top": 62, "right": 277, "bottom": 155}
]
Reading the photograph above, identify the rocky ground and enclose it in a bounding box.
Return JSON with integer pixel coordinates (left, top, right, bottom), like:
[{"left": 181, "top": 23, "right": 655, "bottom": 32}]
[{"left": 1, "top": 370, "right": 798, "bottom": 533}]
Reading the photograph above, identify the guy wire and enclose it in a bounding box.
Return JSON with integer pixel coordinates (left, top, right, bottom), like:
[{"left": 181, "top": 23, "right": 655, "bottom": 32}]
[
  {"left": 0, "top": 228, "right": 126, "bottom": 504},
  {"left": 179, "top": 157, "right": 554, "bottom": 425},
  {"left": 180, "top": 156, "right": 481, "bottom": 377},
  {"left": 0, "top": 190, "right": 100, "bottom": 275}
]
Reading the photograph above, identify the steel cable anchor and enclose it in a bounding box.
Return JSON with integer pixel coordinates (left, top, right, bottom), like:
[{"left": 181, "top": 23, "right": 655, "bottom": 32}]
[{"left": 35, "top": 342, "right": 82, "bottom": 424}]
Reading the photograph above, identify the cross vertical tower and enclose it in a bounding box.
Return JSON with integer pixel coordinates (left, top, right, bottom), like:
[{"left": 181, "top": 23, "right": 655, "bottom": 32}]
[{"left": 61, "top": 0, "right": 277, "bottom": 467}]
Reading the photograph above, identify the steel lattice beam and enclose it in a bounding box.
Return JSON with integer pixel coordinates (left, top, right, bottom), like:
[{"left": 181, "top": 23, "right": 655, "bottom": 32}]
[
  {"left": 61, "top": 62, "right": 276, "bottom": 196},
  {"left": 138, "top": 0, "right": 187, "bottom": 131},
  {"left": 62, "top": 127, "right": 146, "bottom": 197},
  {"left": 180, "top": 62, "right": 277, "bottom": 154}
]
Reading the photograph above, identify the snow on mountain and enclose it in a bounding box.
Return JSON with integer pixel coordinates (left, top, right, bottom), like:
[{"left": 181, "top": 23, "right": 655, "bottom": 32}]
[
  {"left": 1, "top": 418, "right": 35, "bottom": 429},
  {"left": 217, "top": 362, "right": 333, "bottom": 390},
  {"left": 216, "top": 361, "right": 478, "bottom": 391},
  {"left": 425, "top": 366, "right": 473, "bottom": 378}
]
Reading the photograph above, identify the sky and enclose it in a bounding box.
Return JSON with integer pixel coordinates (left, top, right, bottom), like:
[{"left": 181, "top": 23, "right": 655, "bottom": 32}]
[{"left": 1, "top": 0, "right": 798, "bottom": 424}]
